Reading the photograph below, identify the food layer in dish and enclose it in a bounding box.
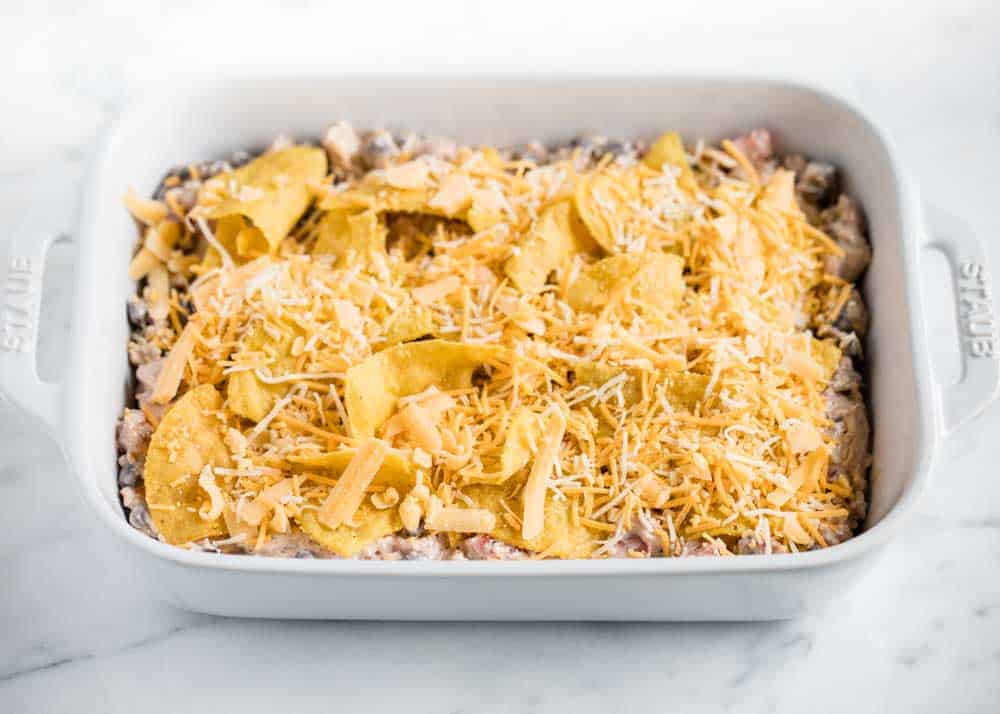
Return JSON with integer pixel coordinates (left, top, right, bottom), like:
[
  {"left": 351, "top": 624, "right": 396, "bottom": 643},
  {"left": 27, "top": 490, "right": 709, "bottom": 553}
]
[{"left": 116, "top": 124, "right": 871, "bottom": 560}]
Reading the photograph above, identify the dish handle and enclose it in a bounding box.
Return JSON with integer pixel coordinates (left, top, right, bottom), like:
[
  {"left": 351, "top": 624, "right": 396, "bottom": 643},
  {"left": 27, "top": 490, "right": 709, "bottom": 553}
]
[
  {"left": 921, "top": 201, "right": 999, "bottom": 434},
  {"left": 0, "top": 207, "right": 64, "bottom": 440}
]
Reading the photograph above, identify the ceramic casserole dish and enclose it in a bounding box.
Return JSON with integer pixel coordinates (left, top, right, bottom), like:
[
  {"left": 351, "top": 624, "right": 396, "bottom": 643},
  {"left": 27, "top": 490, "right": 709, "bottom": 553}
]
[{"left": 2, "top": 76, "right": 997, "bottom": 620}]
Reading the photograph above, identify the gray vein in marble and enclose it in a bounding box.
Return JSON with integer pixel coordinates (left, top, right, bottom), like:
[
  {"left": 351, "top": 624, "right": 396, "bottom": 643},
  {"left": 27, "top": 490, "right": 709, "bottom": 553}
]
[{"left": 0, "top": 622, "right": 207, "bottom": 684}]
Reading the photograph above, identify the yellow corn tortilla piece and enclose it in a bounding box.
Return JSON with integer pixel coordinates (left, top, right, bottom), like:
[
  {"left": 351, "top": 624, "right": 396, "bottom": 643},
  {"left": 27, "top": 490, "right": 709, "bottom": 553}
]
[
  {"left": 312, "top": 209, "right": 388, "bottom": 266},
  {"left": 664, "top": 372, "right": 711, "bottom": 412},
  {"left": 297, "top": 503, "right": 401, "bottom": 557},
  {"left": 471, "top": 407, "right": 540, "bottom": 484},
  {"left": 643, "top": 131, "right": 698, "bottom": 193},
  {"left": 317, "top": 184, "right": 434, "bottom": 216},
  {"left": 226, "top": 323, "right": 298, "bottom": 422},
  {"left": 566, "top": 252, "right": 685, "bottom": 313},
  {"left": 504, "top": 201, "right": 598, "bottom": 294},
  {"left": 573, "top": 169, "right": 642, "bottom": 254},
  {"left": 499, "top": 408, "right": 539, "bottom": 478},
  {"left": 204, "top": 146, "right": 327, "bottom": 253},
  {"left": 227, "top": 370, "right": 280, "bottom": 423},
  {"left": 575, "top": 361, "right": 644, "bottom": 406},
  {"left": 464, "top": 484, "right": 596, "bottom": 558},
  {"left": 465, "top": 204, "right": 504, "bottom": 233},
  {"left": 143, "top": 385, "right": 231, "bottom": 544},
  {"left": 344, "top": 340, "right": 504, "bottom": 437},
  {"left": 287, "top": 449, "right": 417, "bottom": 491},
  {"left": 573, "top": 363, "right": 708, "bottom": 416},
  {"left": 379, "top": 301, "right": 436, "bottom": 349}
]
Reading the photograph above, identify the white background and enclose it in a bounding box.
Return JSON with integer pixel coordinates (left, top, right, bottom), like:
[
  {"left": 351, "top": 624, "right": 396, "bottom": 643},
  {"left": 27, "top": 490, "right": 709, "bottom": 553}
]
[{"left": 1, "top": 1, "right": 998, "bottom": 712}]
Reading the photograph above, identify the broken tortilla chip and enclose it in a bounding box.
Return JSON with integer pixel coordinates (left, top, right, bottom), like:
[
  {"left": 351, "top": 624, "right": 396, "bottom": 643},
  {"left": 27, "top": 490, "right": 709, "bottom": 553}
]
[
  {"left": 379, "top": 301, "right": 435, "bottom": 349},
  {"left": 504, "top": 200, "right": 598, "bottom": 293},
  {"left": 344, "top": 340, "right": 504, "bottom": 437},
  {"left": 143, "top": 385, "right": 231, "bottom": 544},
  {"left": 643, "top": 131, "right": 698, "bottom": 193},
  {"left": 466, "top": 407, "right": 540, "bottom": 484},
  {"left": 575, "top": 361, "right": 645, "bottom": 406},
  {"left": 288, "top": 448, "right": 417, "bottom": 492},
  {"left": 464, "top": 484, "right": 596, "bottom": 558},
  {"left": 312, "top": 208, "right": 387, "bottom": 266},
  {"left": 202, "top": 146, "right": 327, "bottom": 253},
  {"left": 226, "top": 323, "right": 298, "bottom": 423},
  {"left": 573, "top": 169, "right": 641, "bottom": 253},
  {"left": 297, "top": 503, "right": 401, "bottom": 557},
  {"left": 566, "top": 252, "right": 685, "bottom": 313}
]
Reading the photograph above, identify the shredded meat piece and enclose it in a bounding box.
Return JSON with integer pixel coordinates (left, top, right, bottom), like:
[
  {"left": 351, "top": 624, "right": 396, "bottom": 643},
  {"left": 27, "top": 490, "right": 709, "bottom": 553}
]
[
  {"left": 507, "top": 141, "right": 550, "bottom": 164},
  {"left": 359, "top": 130, "right": 399, "bottom": 170},
  {"left": 128, "top": 337, "right": 161, "bottom": 366},
  {"left": 550, "top": 135, "right": 642, "bottom": 170},
  {"left": 825, "top": 358, "right": 871, "bottom": 527},
  {"left": 121, "top": 486, "right": 157, "bottom": 538},
  {"left": 127, "top": 295, "right": 150, "bottom": 327},
  {"left": 321, "top": 121, "right": 361, "bottom": 174},
  {"left": 821, "top": 195, "right": 872, "bottom": 281},
  {"left": 834, "top": 287, "right": 870, "bottom": 337},
  {"left": 460, "top": 535, "right": 527, "bottom": 560},
  {"left": 609, "top": 512, "right": 663, "bottom": 557},
  {"left": 361, "top": 534, "right": 452, "bottom": 560},
  {"left": 397, "top": 132, "right": 459, "bottom": 162},
  {"left": 737, "top": 533, "right": 789, "bottom": 555},
  {"left": 254, "top": 532, "right": 338, "bottom": 559},
  {"left": 730, "top": 128, "right": 775, "bottom": 177},
  {"left": 783, "top": 154, "right": 839, "bottom": 221},
  {"left": 118, "top": 457, "right": 140, "bottom": 487},
  {"left": 679, "top": 539, "right": 726, "bottom": 557},
  {"left": 819, "top": 519, "right": 854, "bottom": 547},
  {"left": 117, "top": 409, "right": 152, "bottom": 461}
]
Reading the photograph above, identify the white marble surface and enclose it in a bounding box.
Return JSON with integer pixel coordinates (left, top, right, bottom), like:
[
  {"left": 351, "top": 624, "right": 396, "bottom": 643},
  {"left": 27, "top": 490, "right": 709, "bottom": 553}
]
[{"left": 2, "top": 1, "right": 999, "bottom": 711}]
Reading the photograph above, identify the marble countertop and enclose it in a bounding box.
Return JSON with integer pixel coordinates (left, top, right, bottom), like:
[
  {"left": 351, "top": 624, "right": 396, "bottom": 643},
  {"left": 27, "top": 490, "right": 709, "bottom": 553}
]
[{"left": 2, "top": 2, "right": 999, "bottom": 711}]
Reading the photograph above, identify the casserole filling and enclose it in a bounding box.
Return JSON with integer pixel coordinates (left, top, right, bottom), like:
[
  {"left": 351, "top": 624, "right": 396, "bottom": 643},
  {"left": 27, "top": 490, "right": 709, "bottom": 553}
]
[{"left": 117, "top": 126, "right": 871, "bottom": 559}]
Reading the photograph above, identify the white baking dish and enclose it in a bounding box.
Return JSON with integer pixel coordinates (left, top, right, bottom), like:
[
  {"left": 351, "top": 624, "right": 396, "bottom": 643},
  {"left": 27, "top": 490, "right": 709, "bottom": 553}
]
[{"left": 2, "top": 77, "right": 997, "bottom": 620}]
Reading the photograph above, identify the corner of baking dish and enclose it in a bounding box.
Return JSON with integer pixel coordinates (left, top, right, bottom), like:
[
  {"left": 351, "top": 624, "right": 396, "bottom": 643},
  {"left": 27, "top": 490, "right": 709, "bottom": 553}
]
[{"left": 66, "top": 75, "right": 940, "bottom": 577}]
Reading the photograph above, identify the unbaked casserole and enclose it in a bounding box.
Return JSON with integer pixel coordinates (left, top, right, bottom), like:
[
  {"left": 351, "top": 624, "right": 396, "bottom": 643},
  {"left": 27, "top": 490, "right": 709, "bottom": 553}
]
[{"left": 115, "top": 123, "right": 873, "bottom": 561}]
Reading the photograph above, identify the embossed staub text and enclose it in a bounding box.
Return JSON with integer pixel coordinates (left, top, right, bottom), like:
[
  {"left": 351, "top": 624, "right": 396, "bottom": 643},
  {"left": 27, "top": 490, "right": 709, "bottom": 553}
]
[
  {"left": 958, "top": 261, "right": 997, "bottom": 359},
  {"left": 2, "top": 256, "right": 36, "bottom": 353}
]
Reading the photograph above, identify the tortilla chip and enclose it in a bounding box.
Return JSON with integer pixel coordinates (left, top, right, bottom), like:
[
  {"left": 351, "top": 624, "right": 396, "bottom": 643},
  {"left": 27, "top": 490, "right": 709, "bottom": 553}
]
[
  {"left": 203, "top": 146, "right": 327, "bottom": 253},
  {"left": 504, "top": 201, "right": 598, "bottom": 293},
  {"left": 643, "top": 131, "right": 698, "bottom": 193},
  {"left": 464, "top": 484, "right": 595, "bottom": 558},
  {"left": 499, "top": 408, "right": 539, "bottom": 478},
  {"left": 344, "top": 340, "right": 504, "bottom": 437},
  {"left": 317, "top": 183, "right": 434, "bottom": 215},
  {"left": 575, "top": 361, "right": 644, "bottom": 406},
  {"left": 379, "top": 301, "right": 435, "bottom": 349},
  {"left": 143, "top": 385, "right": 231, "bottom": 544},
  {"left": 227, "top": 370, "right": 281, "bottom": 423},
  {"left": 664, "top": 373, "right": 711, "bottom": 412},
  {"left": 287, "top": 449, "right": 417, "bottom": 491},
  {"left": 566, "top": 252, "right": 685, "bottom": 313},
  {"left": 573, "top": 169, "right": 641, "bottom": 253},
  {"left": 469, "top": 408, "right": 540, "bottom": 484},
  {"left": 312, "top": 209, "right": 387, "bottom": 266},
  {"left": 297, "top": 503, "right": 401, "bottom": 557},
  {"left": 226, "top": 324, "right": 296, "bottom": 422}
]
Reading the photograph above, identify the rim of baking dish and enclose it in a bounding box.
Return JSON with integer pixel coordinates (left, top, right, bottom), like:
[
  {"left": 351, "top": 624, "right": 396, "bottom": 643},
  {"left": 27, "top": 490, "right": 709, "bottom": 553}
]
[{"left": 71, "top": 74, "right": 938, "bottom": 577}]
